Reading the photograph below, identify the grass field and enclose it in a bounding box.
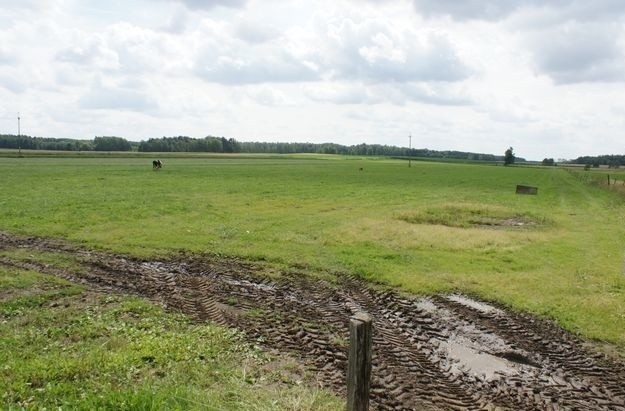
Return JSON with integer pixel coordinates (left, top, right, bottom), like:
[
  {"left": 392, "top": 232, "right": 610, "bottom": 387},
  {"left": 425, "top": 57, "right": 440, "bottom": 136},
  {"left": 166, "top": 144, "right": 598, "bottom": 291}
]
[
  {"left": 1, "top": 154, "right": 624, "bottom": 350},
  {"left": 0, "top": 264, "right": 343, "bottom": 410}
]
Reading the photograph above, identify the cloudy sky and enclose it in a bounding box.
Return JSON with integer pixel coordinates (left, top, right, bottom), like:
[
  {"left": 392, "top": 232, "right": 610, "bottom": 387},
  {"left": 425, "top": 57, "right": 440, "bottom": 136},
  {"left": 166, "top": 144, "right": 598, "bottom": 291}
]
[{"left": 1, "top": 0, "right": 625, "bottom": 160}]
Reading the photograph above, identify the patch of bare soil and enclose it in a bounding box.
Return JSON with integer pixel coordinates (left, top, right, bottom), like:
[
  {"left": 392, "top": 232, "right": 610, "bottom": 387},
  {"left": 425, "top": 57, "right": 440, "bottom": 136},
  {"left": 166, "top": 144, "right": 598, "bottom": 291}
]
[
  {"left": 0, "top": 285, "right": 46, "bottom": 302},
  {"left": 1, "top": 232, "right": 624, "bottom": 410},
  {"left": 471, "top": 216, "right": 539, "bottom": 229}
]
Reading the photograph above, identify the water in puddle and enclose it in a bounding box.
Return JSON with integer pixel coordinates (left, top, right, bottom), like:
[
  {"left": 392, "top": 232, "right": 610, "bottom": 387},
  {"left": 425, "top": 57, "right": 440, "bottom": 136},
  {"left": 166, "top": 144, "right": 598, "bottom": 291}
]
[
  {"left": 447, "top": 294, "right": 504, "bottom": 315},
  {"left": 415, "top": 298, "right": 439, "bottom": 313},
  {"left": 440, "top": 338, "right": 518, "bottom": 380},
  {"left": 224, "top": 278, "right": 276, "bottom": 291}
]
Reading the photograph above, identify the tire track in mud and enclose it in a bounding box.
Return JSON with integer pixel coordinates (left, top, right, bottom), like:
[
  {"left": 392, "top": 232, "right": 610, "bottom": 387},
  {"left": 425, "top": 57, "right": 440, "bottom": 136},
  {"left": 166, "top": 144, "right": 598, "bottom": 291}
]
[{"left": 1, "top": 232, "right": 624, "bottom": 410}]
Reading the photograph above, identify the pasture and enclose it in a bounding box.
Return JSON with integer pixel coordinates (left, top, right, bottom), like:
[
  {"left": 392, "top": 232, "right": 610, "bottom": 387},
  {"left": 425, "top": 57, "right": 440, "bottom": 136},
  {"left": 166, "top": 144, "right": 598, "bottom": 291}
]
[{"left": 1, "top": 154, "right": 624, "bottom": 348}]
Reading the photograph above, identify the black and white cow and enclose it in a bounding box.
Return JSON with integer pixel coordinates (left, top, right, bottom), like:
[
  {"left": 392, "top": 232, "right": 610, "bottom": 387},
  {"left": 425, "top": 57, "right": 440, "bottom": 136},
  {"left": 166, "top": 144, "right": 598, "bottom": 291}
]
[{"left": 152, "top": 159, "right": 163, "bottom": 169}]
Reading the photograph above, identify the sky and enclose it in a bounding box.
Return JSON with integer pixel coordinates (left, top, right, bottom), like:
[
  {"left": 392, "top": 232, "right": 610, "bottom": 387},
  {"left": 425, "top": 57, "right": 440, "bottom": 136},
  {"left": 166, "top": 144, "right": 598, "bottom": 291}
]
[{"left": 1, "top": 1, "right": 625, "bottom": 160}]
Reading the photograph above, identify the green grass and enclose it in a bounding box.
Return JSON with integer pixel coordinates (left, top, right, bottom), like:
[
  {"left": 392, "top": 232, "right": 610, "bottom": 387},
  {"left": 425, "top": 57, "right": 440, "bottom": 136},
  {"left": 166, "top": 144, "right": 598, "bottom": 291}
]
[
  {"left": 0, "top": 248, "right": 87, "bottom": 273},
  {"left": 0, "top": 266, "right": 343, "bottom": 410},
  {"left": 1, "top": 155, "right": 625, "bottom": 349}
]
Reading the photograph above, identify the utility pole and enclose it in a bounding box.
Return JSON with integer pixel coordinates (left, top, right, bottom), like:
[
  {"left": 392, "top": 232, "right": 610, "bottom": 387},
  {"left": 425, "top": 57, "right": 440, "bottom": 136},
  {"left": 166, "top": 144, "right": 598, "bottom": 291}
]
[
  {"left": 408, "top": 134, "right": 412, "bottom": 168},
  {"left": 17, "top": 112, "right": 21, "bottom": 156}
]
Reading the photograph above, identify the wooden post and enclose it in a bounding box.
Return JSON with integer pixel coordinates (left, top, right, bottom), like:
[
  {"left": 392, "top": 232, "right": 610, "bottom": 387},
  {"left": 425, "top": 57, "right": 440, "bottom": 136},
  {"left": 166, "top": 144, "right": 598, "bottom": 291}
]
[
  {"left": 347, "top": 312, "right": 373, "bottom": 411},
  {"left": 408, "top": 134, "right": 412, "bottom": 168}
]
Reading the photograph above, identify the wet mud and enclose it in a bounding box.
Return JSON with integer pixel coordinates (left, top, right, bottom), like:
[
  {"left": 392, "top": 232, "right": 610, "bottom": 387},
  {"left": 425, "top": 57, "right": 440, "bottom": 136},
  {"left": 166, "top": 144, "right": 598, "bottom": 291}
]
[{"left": 1, "top": 232, "right": 624, "bottom": 410}]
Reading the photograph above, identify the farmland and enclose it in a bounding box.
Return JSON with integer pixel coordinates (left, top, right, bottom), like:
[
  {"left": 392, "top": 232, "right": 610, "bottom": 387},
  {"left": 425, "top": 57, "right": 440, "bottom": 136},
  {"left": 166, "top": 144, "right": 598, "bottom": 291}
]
[
  {"left": 1, "top": 153, "right": 625, "bottom": 408},
  {"left": 2, "top": 154, "right": 624, "bottom": 344}
]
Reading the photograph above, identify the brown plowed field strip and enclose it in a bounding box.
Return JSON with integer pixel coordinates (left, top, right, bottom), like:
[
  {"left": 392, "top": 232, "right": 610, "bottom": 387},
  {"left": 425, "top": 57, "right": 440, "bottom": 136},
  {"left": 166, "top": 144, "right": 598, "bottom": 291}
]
[{"left": 1, "top": 232, "right": 624, "bottom": 410}]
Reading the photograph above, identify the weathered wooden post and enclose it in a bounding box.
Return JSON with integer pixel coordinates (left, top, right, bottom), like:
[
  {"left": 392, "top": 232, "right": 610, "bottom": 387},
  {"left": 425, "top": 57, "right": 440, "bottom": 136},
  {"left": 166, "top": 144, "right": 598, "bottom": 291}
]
[{"left": 347, "top": 312, "right": 373, "bottom": 411}]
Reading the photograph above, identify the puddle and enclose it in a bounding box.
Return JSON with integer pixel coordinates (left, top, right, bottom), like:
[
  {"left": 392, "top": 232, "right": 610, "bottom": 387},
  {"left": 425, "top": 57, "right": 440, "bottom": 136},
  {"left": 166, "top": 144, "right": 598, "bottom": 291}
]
[
  {"left": 140, "top": 261, "right": 190, "bottom": 276},
  {"left": 447, "top": 294, "right": 504, "bottom": 315},
  {"left": 440, "top": 337, "right": 518, "bottom": 380},
  {"left": 415, "top": 297, "right": 441, "bottom": 313},
  {"left": 224, "top": 278, "right": 276, "bottom": 292},
  {"left": 417, "top": 295, "right": 529, "bottom": 380}
]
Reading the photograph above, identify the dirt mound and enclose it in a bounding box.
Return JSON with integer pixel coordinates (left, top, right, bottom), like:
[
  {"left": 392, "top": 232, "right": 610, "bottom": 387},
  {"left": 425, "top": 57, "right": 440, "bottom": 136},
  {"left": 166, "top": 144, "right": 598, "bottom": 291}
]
[{"left": 1, "top": 232, "right": 624, "bottom": 410}]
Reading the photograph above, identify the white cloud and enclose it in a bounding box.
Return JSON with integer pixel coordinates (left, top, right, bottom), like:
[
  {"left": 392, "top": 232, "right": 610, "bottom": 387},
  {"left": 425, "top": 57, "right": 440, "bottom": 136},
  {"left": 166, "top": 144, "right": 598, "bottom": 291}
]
[
  {"left": 542, "top": 0, "right": 625, "bottom": 23},
  {"left": 317, "top": 17, "right": 470, "bottom": 83},
  {"left": 0, "top": 74, "right": 26, "bottom": 94},
  {"left": 0, "top": 45, "right": 15, "bottom": 64},
  {"left": 165, "top": 7, "right": 190, "bottom": 33},
  {"left": 195, "top": 51, "right": 320, "bottom": 84},
  {"left": 306, "top": 81, "right": 472, "bottom": 106},
  {"left": 412, "top": 0, "right": 528, "bottom": 21},
  {"left": 413, "top": 1, "right": 625, "bottom": 86},
  {"left": 78, "top": 79, "right": 158, "bottom": 111},
  {"left": 173, "top": 0, "right": 247, "bottom": 10},
  {"left": 192, "top": 13, "right": 471, "bottom": 85},
  {"left": 234, "top": 20, "right": 280, "bottom": 44},
  {"left": 56, "top": 37, "right": 121, "bottom": 70},
  {"left": 193, "top": 19, "right": 320, "bottom": 84},
  {"left": 55, "top": 21, "right": 191, "bottom": 77},
  {"left": 403, "top": 83, "right": 472, "bottom": 106},
  {"left": 2, "top": 0, "right": 625, "bottom": 159},
  {"left": 245, "top": 85, "right": 295, "bottom": 106},
  {"left": 527, "top": 22, "right": 625, "bottom": 84},
  {"left": 306, "top": 83, "right": 373, "bottom": 104},
  {"left": 412, "top": 0, "right": 625, "bottom": 23},
  {"left": 0, "top": 0, "right": 49, "bottom": 11}
]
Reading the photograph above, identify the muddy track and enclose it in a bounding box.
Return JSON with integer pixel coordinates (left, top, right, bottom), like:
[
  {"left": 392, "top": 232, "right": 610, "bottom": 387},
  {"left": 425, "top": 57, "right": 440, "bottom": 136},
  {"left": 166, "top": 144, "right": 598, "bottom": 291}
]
[{"left": 1, "top": 232, "right": 624, "bottom": 410}]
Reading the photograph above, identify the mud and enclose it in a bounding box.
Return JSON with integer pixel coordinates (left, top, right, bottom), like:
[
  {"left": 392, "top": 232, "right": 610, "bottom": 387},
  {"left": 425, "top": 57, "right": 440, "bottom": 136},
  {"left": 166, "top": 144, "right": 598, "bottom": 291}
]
[{"left": 1, "top": 232, "right": 624, "bottom": 410}]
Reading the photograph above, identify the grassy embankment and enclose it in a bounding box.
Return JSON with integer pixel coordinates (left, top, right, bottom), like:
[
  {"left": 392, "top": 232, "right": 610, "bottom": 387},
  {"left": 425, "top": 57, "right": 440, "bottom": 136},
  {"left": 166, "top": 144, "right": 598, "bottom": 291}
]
[{"left": 1, "top": 154, "right": 624, "bottom": 349}]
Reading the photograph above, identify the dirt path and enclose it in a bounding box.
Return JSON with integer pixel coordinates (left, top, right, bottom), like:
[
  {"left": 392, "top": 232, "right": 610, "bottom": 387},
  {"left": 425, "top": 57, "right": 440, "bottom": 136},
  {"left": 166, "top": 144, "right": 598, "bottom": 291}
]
[{"left": 1, "top": 232, "right": 624, "bottom": 410}]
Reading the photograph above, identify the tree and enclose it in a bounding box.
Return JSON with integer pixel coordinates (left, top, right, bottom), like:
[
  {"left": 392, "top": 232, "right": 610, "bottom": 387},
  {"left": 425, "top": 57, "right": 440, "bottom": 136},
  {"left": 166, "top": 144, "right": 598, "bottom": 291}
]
[
  {"left": 504, "top": 147, "right": 515, "bottom": 166},
  {"left": 541, "top": 158, "right": 555, "bottom": 166},
  {"left": 93, "top": 136, "right": 131, "bottom": 151}
]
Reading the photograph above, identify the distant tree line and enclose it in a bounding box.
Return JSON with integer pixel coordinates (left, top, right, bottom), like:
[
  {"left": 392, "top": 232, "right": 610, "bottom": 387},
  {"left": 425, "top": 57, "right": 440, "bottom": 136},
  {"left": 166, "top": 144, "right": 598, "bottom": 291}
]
[
  {"left": 0, "top": 134, "right": 93, "bottom": 151},
  {"left": 571, "top": 155, "right": 625, "bottom": 168},
  {"left": 93, "top": 136, "right": 134, "bottom": 151},
  {"left": 0, "top": 133, "right": 522, "bottom": 162},
  {"left": 0, "top": 134, "right": 139, "bottom": 151},
  {"left": 138, "top": 136, "right": 510, "bottom": 160},
  {"left": 138, "top": 136, "right": 241, "bottom": 153}
]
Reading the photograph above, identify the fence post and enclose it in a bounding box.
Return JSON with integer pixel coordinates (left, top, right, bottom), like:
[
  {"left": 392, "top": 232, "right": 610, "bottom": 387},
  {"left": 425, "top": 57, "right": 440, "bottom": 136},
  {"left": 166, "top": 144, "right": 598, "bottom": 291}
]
[{"left": 347, "top": 312, "right": 373, "bottom": 411}]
